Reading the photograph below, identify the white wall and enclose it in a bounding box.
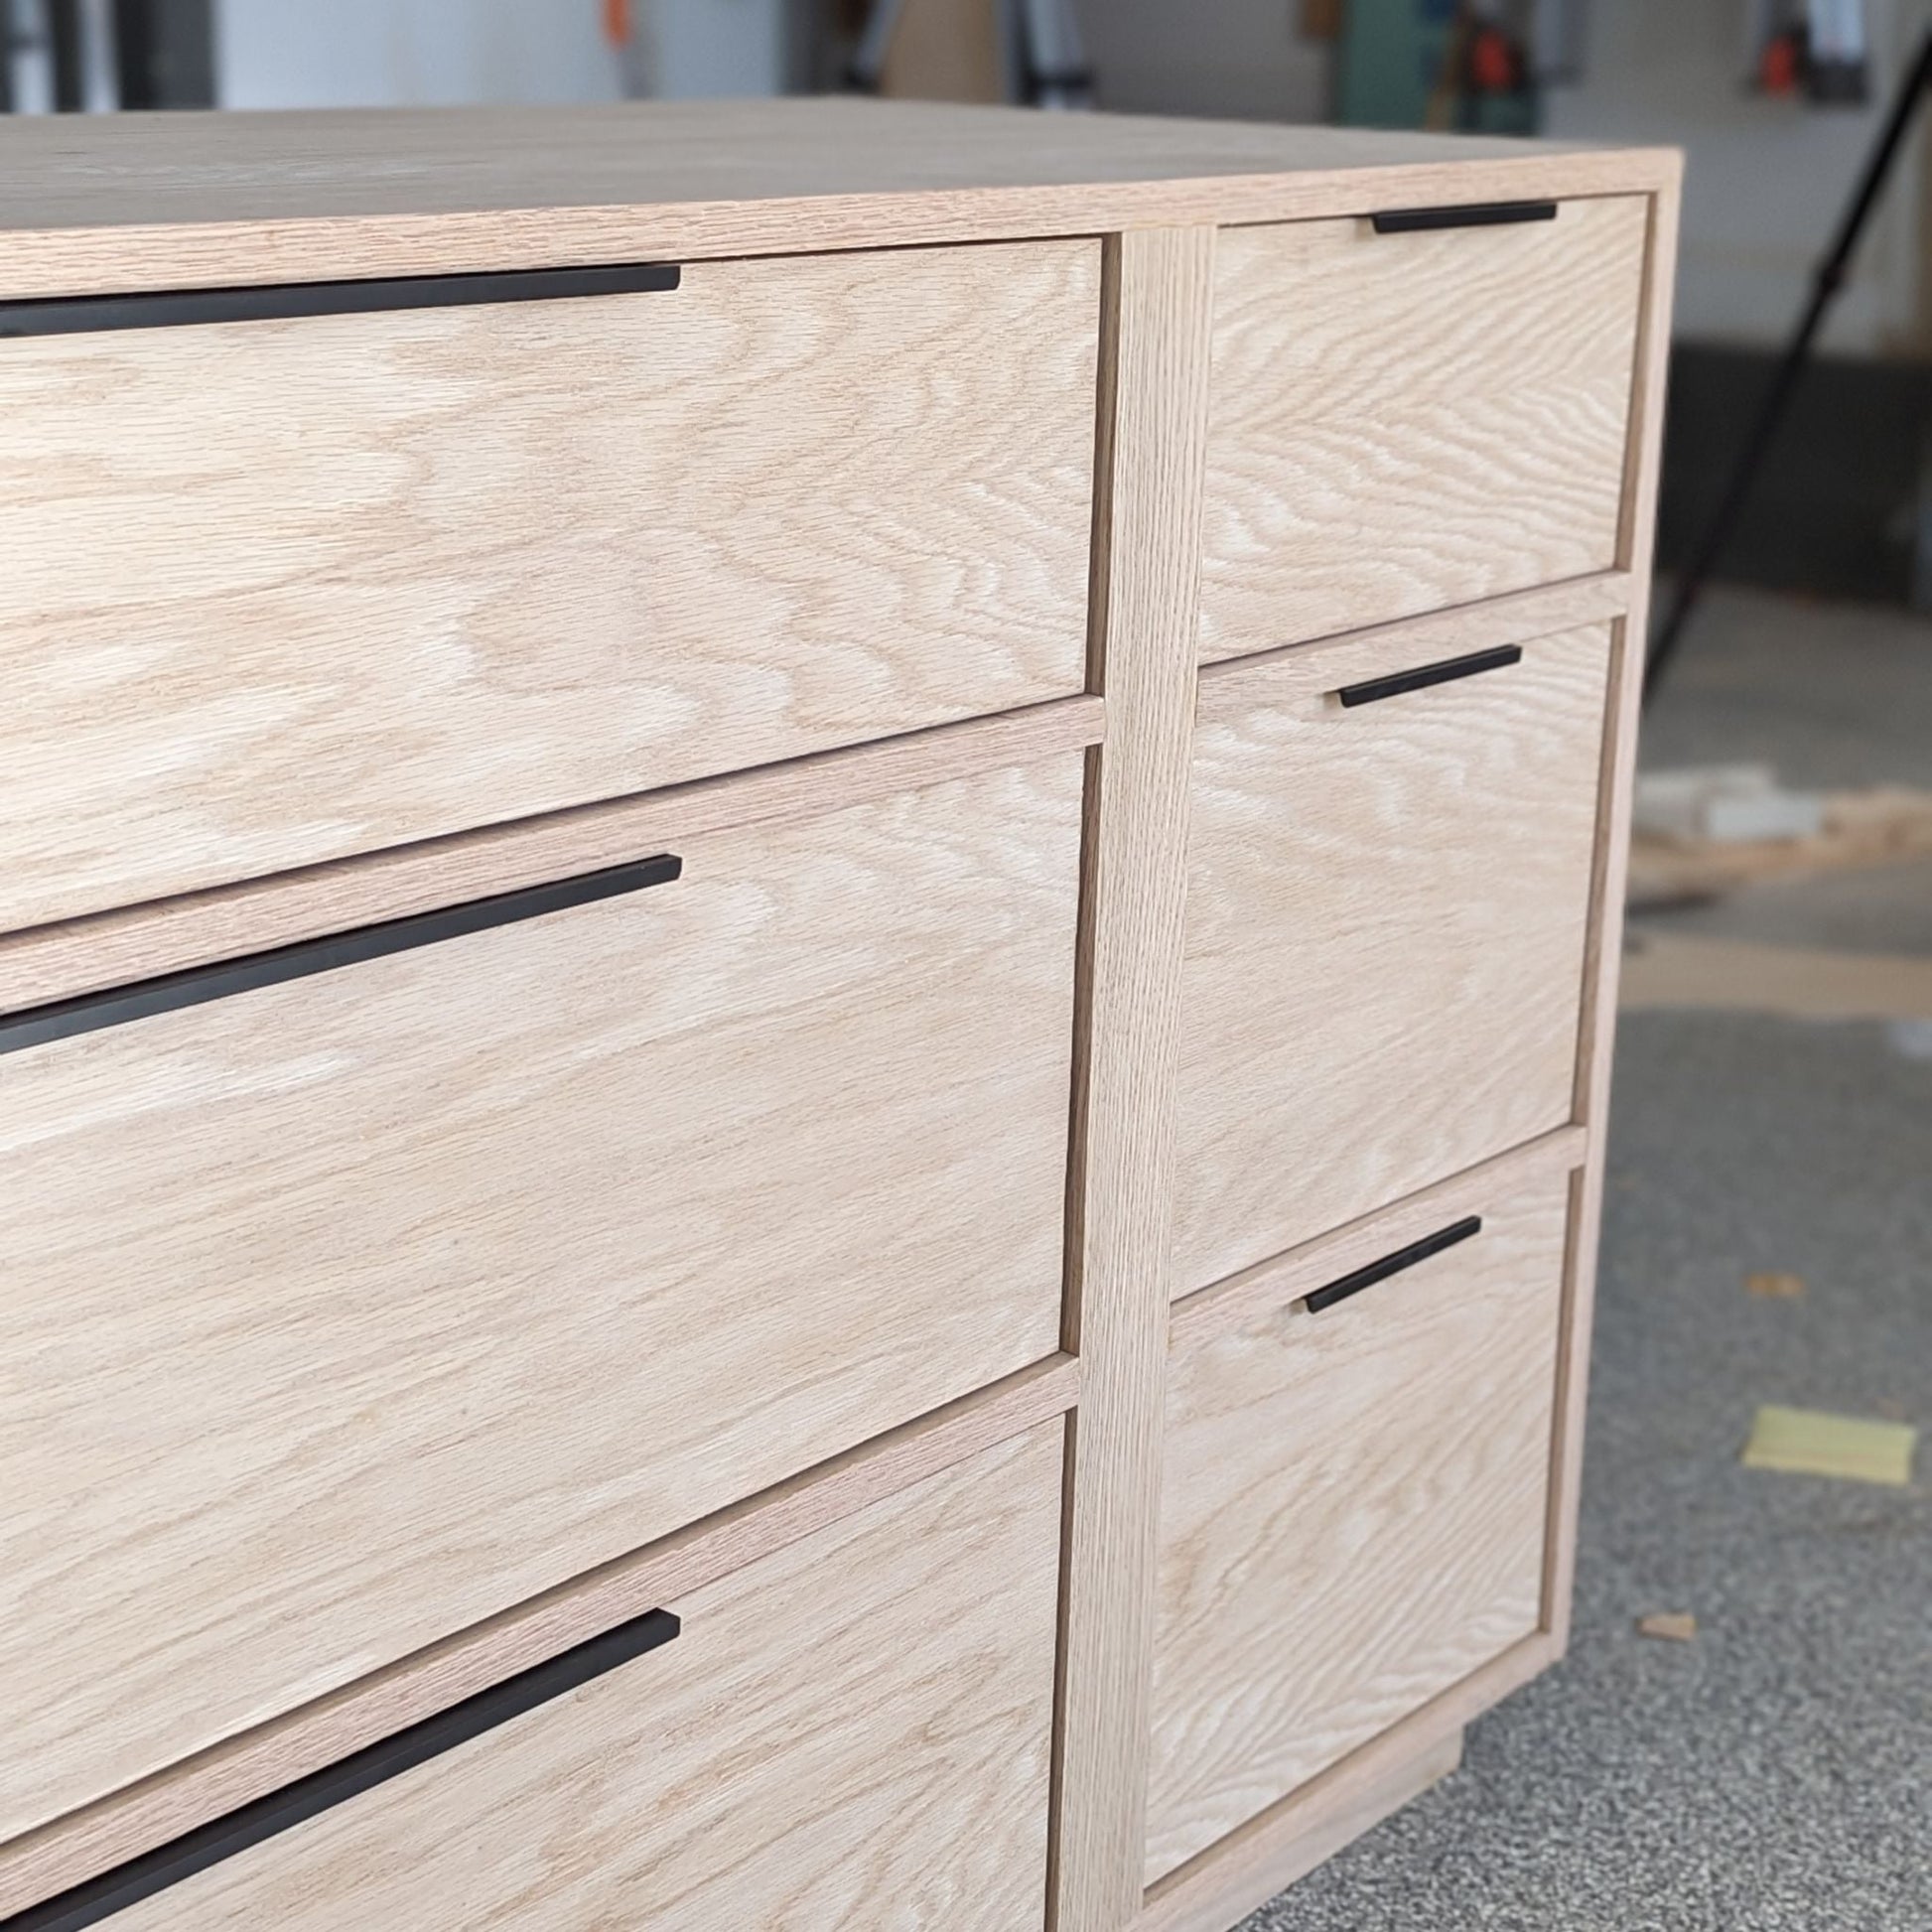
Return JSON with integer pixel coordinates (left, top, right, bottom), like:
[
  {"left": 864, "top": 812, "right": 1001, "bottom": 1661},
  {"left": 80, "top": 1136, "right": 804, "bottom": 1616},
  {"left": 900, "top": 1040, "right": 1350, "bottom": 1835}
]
[
  {"left": 212, "top": 0, "right": 784, "bottom": 109},
  {"left": 1545, "top": 0, "right": 1931, "bottom": 351}
]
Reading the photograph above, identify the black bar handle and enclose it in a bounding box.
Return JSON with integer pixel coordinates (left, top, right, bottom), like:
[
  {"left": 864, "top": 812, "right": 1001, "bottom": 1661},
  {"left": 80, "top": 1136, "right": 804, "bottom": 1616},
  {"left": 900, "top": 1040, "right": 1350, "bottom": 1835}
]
[
  {"left": 0, "top": 852, "right": 683, "bottom": 1058},
  {"left": 1303, "top": 1216, "right": 1483, "bottom": 1314},
  {"left": 1370, "top": 201, "right": 1559, "bottom": 235},
  {"left": 0, "top": 262, "right": 682, "bottom": 340},
  {"left": 5, "top": 1608, "right": 680, "bottom": 1931},
  {"left": 1335, "top": 644, "right": 1523, "bottom": 710}
]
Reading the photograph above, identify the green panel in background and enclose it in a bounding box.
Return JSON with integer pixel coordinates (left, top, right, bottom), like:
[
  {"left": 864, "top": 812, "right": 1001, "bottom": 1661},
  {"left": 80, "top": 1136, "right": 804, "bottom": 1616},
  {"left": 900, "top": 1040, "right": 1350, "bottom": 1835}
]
[{"left": 1337, "top": 0, "right": 1540, "bottom": 135}]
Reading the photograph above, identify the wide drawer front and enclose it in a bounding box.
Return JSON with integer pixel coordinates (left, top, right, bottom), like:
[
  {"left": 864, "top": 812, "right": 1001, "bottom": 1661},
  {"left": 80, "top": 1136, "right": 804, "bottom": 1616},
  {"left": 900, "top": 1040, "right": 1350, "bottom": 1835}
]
[
  {"left": 1172, "top": 620, "right": 1611, "bottom": 1296},
  {"left": 44, "top": 1422, "right": 1064, "bottom": 1932},
  {"left": 1199, "top": 197, "right": 1647, "bottom": 660},
  {"left": 0, "top": 754, "right": 1080, "bottom": 1842},
  {"left": 0, "top": 240, "right": 1100, "bottom": 932},
  {"left": 1146, "top": 1170, "right": 1570, "bottom": 1885}
]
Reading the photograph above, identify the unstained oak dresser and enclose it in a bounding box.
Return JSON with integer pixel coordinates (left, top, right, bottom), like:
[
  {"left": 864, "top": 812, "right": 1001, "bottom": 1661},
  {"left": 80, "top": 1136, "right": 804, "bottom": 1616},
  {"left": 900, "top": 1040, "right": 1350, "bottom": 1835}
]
[{"left": 0, "top": 99, "right": 1680, "bottom": 1932}]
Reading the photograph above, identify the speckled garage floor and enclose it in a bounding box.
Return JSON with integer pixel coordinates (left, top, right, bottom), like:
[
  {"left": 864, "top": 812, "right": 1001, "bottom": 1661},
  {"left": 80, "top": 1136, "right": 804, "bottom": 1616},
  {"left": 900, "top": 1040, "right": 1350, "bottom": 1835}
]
[{"left": 1239, "top": 589, "right": 1932, "bottom": 1932}]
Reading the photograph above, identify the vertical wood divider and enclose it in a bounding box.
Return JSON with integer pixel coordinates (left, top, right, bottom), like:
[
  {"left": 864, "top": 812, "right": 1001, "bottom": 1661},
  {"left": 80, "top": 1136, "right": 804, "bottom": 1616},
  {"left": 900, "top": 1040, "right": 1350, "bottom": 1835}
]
[
  {"left": 1048, "top": 224, "right": 1215, "bottom": 1932},
  {"left": 1544, "top": 167, "right": 1684, "bottom": 1648}
]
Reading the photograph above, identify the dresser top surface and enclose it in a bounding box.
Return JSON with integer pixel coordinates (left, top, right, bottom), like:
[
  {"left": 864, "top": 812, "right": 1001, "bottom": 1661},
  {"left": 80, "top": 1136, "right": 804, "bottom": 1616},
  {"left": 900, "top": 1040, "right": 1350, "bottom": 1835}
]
[{"left": 0, "top": 97, "right": 1677, "bottom": 302}]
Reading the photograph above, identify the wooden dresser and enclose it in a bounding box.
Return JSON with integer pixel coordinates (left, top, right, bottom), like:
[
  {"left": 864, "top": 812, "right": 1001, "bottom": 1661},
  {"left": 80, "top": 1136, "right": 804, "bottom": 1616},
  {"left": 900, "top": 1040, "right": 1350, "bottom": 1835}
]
[{"left": 0, "top": 100, "right": 1678, "bottom": 1932}]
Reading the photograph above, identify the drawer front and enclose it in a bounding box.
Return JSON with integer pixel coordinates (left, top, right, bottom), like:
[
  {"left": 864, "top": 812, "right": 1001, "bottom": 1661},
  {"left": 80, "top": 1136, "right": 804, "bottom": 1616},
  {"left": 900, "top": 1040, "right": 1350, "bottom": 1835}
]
[
  {"left": 1173, "top": 622, "right": 1610, "bottom": 1296},
  {"left": 1147, "top": 1174, "right": 1569, "bottom": 1885},
  {"left": 1199, "top": 198, "right": 1647, "bottom": 661},
  {"left": 97, "top": 1422, "right": 1064, "bottom": 1931},
  {"left": 0, "top": 240, "right": 1099, "bottom": 931},
  {"left": 0, "top": 756, "right": 1079, "bottom": 1842}
]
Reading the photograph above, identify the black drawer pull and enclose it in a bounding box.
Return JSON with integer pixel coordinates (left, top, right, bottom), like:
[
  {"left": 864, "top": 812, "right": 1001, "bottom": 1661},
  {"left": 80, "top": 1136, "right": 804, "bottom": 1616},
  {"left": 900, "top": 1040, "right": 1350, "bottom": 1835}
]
[
  {"left": 0, "top": 263, "right": 682, "bottom": 340},
  {"left": 1370, "top": 201, "right": 1558, "bottom": 235},
  {"left": 1303, "top": 1216, "right": 1483, "bottom": 1314},
  {"left": 6, "top": 1607, "right": 680, "bottom": 1930},
  {"left": 0, "top": 852, "right": 682, "bottom": 1058},
  {"left": 1336, "top": 644, "right": 1523, "bottom": 709}
]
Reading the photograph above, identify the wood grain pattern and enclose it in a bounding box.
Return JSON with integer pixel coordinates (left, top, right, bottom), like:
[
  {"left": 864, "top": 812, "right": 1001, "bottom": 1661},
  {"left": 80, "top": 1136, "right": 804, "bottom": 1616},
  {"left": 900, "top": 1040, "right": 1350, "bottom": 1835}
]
[
  {"left": 1198, "top": 196, "right": 1649, "bottom": 658},
  {"left": 1145, "top": 1173, "right": 1572, "bottom": 1884},
  {"left": 1169, "top": 1124, "right": 1587, "bottom": 1355},
  {"left": 111, "top": 1421, "right": 1066, "bottom": 1932},
  {"left": 1173, "top": 621, "right": 1613, "bottom": 1297},
  {"left": 0, "top": 1355, "right": 1079, "bottom": 1919},
  {"left": 1186, "top": 568, "right": 1629, "bottom": 688},
  {"left": 1546, "top": 180, "right": 1685, "bottom": 1650},
  {"left": 0, "top": 239, "right": 1097, "bottom": 931},
  {"left": 1051, "top": 226, "right": 1213, "bottom": 1932},
  {"left": 0, "top": 693, "right": 1105, "bottom": 1015},
  {"left": 1139, "top": 1628, "right": 1556, "bottom": 1932},
  {"left": 0, "top": 755, "right": 1080, "bottom": 1844},
  {"left": 0, "top": 101, "right": 1678, "bottom": 299},
  {"left": 1135, "top": 1730, "right": 1463, "bottom": 1932}
]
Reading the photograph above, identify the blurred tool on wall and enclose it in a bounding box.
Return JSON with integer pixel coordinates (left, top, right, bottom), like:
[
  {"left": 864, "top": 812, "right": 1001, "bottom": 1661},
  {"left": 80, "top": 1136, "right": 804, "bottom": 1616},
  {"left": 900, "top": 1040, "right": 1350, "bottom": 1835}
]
[
  {"left": 1752, "top": 0, "right": 1870, "bottom": 103},
  {"left": 1332, "top": 0, "right": 1587, "bottom": 132},
  {"left": 844, "top": 0, "right": 1089, "bottom": 105}
]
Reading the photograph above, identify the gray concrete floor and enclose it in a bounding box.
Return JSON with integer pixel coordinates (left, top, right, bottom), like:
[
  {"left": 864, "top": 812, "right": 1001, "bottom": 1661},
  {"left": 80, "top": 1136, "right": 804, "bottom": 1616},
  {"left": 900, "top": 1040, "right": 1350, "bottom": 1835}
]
[{"left": 1236, "top": 586, "right": 1932, "bottom": 1932}]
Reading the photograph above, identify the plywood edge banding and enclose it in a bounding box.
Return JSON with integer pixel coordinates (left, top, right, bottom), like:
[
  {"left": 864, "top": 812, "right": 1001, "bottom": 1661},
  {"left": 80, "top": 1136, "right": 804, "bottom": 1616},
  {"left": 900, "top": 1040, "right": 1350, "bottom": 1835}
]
[
  {"left": 1135, "top": 1631, "right": 1556, "bottom": 1932},
  {"left": 0, "top": 693, "right": 1104, "bottom": 1017},
  {"left": 1169, "top": 1125, "right": 1589, "bottom": 1353},
  {"left": 1544, "top": 183, "right": 1684, "bottom": 1650},
  {"left": 1197, "top": 571, "right": 1632, "bottom": 682},
  {"left": 0, "top": 1353, "right": 1079, "bottom": 1920}
]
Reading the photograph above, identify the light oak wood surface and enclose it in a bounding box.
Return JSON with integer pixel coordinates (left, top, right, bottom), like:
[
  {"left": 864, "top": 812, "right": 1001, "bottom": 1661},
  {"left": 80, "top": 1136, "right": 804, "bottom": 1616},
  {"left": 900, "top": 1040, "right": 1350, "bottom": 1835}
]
[
  {"left": 1169, "top": 1125, "right": 1587, "bottom": 1355},
  {"left": 1172, "top": 620, "right": 1613, "bottom": 1297},
  {"left": 1545, "top": 185, "right": 1685, "bottom": 1650},
  {"left": 111, "top": 1421, "right": 1066, "bottom": 1932},
  {"left": 1051, "top": 226, "right": 1212, "bottom": 1932},
  {"left": 1198, "top": 196, "right": 1649, "bottom": 658},
  {"left": 0, "top": 1356, "right": 1079, "bottom": 1919},
  {"left": 1139, "top": 1629, "right": 1554, "bottom": 1932},
  {"left": 0, "top": 693, "right": 1105, "bottom": 1015},
  {"left": 0, "top": 755, "right": 1080, "bottom": 1844},
  {"left": 1145, "top": 1172, "right": 1572, "bottom": 1884},
  {"left": 0, "top": 102, "right": 1678, "bottom": 298},
  {"left": 0, "top": 239, "right": 1096, "bottom": 931},
  {"left": 1136, "top": 1730, "right": 1463, "bottom": 1932}
]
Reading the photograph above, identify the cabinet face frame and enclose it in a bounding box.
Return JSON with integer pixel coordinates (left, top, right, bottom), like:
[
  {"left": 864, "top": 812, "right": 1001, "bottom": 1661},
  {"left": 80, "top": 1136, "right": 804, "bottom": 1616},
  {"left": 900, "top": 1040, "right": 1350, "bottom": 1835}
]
[
  {"left": 0, "top": 119, "right": 1680, "bottom": 1932},
  {"left": 1130, "top": 176, "right": 1682, "bottom": 1932}
]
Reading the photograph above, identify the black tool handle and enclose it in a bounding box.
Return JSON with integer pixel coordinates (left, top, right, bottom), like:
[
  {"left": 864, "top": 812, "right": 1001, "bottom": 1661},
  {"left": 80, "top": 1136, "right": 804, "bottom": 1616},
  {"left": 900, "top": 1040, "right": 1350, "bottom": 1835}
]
[
  {"left": 0, "top": 263, "right": 681, "bottom": 340},
  {"left": 1303, "top": 1217, "right": 1484, "bottom": 1314},
  {"left": 0, "top": 853, "right": 683, "bottom": 1058},
  {"left": 1335, "top": 644, "right": 1523, "bottom": 709},
  {"left": 1370, "top": 201, "right": 1559, "bottom": 235},
  {"left": 6, "top": 1608, "right": 681, "bottom": 1930}
]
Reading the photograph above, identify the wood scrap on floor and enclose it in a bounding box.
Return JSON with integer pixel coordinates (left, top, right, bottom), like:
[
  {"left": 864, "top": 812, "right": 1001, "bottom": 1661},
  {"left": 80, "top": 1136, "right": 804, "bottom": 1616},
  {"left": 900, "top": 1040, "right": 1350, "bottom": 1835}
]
[
  {"left": 1635, "top": 1612, "right": 1698, "bottom": 1643},
  {"left": 1741, "top": 1406, "right": 1919, "bottom": 1487},
  {"left": 1619, "top": 932, "right": 1932, "bottom": 1022},
  {"left": 1629, "top": 773, "right": 1932, "bottom": 908}
]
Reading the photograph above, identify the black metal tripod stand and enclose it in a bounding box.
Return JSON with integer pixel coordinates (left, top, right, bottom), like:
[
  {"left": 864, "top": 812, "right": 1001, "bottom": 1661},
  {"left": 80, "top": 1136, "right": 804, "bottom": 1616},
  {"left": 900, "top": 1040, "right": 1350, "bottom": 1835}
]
[{"left": 1644, "top": 25, "right": 1932, "bottom": 706}]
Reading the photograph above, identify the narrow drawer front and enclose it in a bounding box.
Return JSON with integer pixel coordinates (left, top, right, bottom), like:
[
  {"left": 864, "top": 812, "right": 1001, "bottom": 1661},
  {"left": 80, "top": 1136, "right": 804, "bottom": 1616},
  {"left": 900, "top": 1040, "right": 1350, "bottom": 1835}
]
[
  {"left": 1173, "top": 622, "right": 1610, "bottom": 1296},
  {"left": 1147, "top": 1174, "right": 1569, "bottom": 1885},
  {"left": 0, "top": 240, "right": 1099, "bottom": 931},
  {"left": 55, "top": 1424, "right": 1064, "bottom": 1932},
  {"left": 1199, "top": 197, "right": 1647, "bottom": 661},
  {"left": 0, "top": 756, "right": 1080, "bottom": 1842}
]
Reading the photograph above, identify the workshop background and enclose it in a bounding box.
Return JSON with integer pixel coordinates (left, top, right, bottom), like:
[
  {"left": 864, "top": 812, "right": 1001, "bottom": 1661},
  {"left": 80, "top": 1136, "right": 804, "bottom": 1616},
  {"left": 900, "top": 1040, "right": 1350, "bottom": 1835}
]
[{"left": 7, "top": 3, "right": 1926, "bottom": 1926}]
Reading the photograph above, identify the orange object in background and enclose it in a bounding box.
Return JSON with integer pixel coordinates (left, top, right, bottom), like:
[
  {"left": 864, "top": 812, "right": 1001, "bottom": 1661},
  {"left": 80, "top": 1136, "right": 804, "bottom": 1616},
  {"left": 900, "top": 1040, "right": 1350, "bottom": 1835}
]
[
  {"left": 1759, "top": 29, "right": 1803, "bottom": 95},
  {"left": 603, "top": 0, "right": 630, "bottom": 46},
  {"left": 1467, "top": 23, "right": 1521, "bottom": 94}
]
